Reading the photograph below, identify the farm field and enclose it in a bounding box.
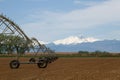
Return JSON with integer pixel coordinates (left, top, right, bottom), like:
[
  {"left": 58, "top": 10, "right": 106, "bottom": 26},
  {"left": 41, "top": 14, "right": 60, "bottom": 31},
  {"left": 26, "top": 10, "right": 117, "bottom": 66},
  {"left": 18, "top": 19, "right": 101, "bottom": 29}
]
[{"left": 0, "top": 58, "right": 120, "bottom": 80}]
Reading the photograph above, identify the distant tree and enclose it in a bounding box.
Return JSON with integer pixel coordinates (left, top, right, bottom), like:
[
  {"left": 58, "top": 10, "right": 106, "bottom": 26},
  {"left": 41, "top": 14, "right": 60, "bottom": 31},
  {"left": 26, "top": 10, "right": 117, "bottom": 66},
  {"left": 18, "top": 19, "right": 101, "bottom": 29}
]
[
  {"left": 78, "top": 50, "right": 111, "bottom": 57},
  {"left": 78, "top": 51, "right": 90, "bottom": 56},
  {"left": 90, "top": 50, "right": 110, "bottom": 57},
  {"left": 78, "top": 51, "right": 89, "bottom": 54},
  {"left": 0, "top": 34, "right": 29, "bottom": 54}
]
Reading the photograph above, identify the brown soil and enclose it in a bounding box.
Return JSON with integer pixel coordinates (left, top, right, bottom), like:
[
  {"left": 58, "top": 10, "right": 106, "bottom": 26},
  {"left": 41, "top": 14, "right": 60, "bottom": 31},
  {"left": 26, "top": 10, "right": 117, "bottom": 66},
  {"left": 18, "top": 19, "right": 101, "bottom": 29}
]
[{"left": 0, "top": 58, "right": 120, "bottom": 80}]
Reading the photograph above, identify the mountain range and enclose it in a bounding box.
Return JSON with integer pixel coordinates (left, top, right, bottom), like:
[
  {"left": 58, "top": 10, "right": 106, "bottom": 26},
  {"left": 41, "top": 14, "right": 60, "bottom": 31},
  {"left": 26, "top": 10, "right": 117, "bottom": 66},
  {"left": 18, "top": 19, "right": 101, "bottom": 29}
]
[{"left": 41, "top": 36, "right": 120, "bottom": 52}]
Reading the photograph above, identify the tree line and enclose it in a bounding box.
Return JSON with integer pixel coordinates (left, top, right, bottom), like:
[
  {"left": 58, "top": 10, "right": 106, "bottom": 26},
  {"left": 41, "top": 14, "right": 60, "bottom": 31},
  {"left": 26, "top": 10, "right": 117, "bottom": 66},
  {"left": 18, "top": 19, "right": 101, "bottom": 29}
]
[
  {"left": 0, "top": 34, "right": 29, "bottom": 54},
  {"left": 78, "top": 50, "right": 120, "bottom": 57},
  {"left": 57, "top": 51, "right": 120, "bottom": 57}
]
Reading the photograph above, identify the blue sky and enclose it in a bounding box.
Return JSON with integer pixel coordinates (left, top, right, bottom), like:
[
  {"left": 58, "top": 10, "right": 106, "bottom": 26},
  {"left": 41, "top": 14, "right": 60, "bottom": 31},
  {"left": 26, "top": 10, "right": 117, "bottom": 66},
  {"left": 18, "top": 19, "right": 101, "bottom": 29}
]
[{"left": 0, "top": 0, "right": 120, "bottom": 42}]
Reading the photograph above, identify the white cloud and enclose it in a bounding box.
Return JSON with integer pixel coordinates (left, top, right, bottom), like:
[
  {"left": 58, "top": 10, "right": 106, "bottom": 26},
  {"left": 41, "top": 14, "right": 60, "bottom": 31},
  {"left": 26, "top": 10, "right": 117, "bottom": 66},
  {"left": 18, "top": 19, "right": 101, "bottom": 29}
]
[
  {"left": 26, "top": 0, "right": 120, "bottom": 28},
  {"left": 22, "top": 0, "right": 120, "bottom": 41}
]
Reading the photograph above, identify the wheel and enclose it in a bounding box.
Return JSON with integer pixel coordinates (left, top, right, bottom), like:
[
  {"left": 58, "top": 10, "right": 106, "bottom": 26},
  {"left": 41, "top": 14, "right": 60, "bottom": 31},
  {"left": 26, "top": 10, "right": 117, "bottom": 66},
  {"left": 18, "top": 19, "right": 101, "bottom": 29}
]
[
  {"left": 10, "top": 60, "right": 20, "bottom": 69},
  {"left": 37, "top": 59, "right": 47, "bottom": 68},
  {"left": 29, "top": 58, "right": 36, "bottom": 63}
]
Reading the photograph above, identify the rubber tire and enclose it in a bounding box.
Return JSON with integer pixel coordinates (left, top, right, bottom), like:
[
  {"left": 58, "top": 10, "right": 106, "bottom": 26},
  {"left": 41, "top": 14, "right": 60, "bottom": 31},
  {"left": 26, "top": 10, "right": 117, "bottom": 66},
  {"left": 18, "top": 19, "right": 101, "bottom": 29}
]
[
  {"left": 37, "top": 59, "right": 47, "bottom": 68},
  {"left": 10, "top": 60, "right": 20, "bottom": 69}
]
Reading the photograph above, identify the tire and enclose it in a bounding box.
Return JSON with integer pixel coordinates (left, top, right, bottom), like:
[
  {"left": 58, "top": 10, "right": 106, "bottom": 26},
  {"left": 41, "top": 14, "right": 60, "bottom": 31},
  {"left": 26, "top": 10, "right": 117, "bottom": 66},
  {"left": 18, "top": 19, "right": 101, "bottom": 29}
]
[
  {"left": 29, "top": 58, "right": 36, "bottom": 63},
  {"left": 37, "top": 59, "right": 47, "bottom": 68},
  {"left": 10, "top": 60, "right": 20, "bottom": 69}
]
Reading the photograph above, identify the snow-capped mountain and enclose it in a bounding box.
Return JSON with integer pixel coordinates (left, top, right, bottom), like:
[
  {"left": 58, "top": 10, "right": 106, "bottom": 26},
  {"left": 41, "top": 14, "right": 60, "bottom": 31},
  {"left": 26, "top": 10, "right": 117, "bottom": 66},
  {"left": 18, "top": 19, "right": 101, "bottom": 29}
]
[
  {"left": 38, "top": 36, "right": 120, "bottom": 52},
  {"left": 47, "top": 39, "right": 120, "bottom": 52},
  {"left": 39, "top": 40, "right": 47, "bottom": 44},
  {"left": 53, "top": 36, "right": 99, "bottom": 45}
]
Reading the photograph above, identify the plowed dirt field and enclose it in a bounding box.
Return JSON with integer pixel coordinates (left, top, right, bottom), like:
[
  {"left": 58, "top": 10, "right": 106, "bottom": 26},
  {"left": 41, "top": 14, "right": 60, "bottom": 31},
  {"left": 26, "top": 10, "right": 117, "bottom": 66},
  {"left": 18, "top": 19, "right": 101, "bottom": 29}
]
[{"left": 0, "top": 58, "right": 120, "bottom": 80}]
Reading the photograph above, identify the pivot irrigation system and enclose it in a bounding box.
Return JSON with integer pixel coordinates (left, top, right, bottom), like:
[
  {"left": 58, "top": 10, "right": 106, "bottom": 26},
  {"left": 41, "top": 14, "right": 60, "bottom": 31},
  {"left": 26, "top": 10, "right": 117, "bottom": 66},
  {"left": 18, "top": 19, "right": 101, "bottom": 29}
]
[{"left": 0, "top": 14, "right": 58, "bottom": 69}]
